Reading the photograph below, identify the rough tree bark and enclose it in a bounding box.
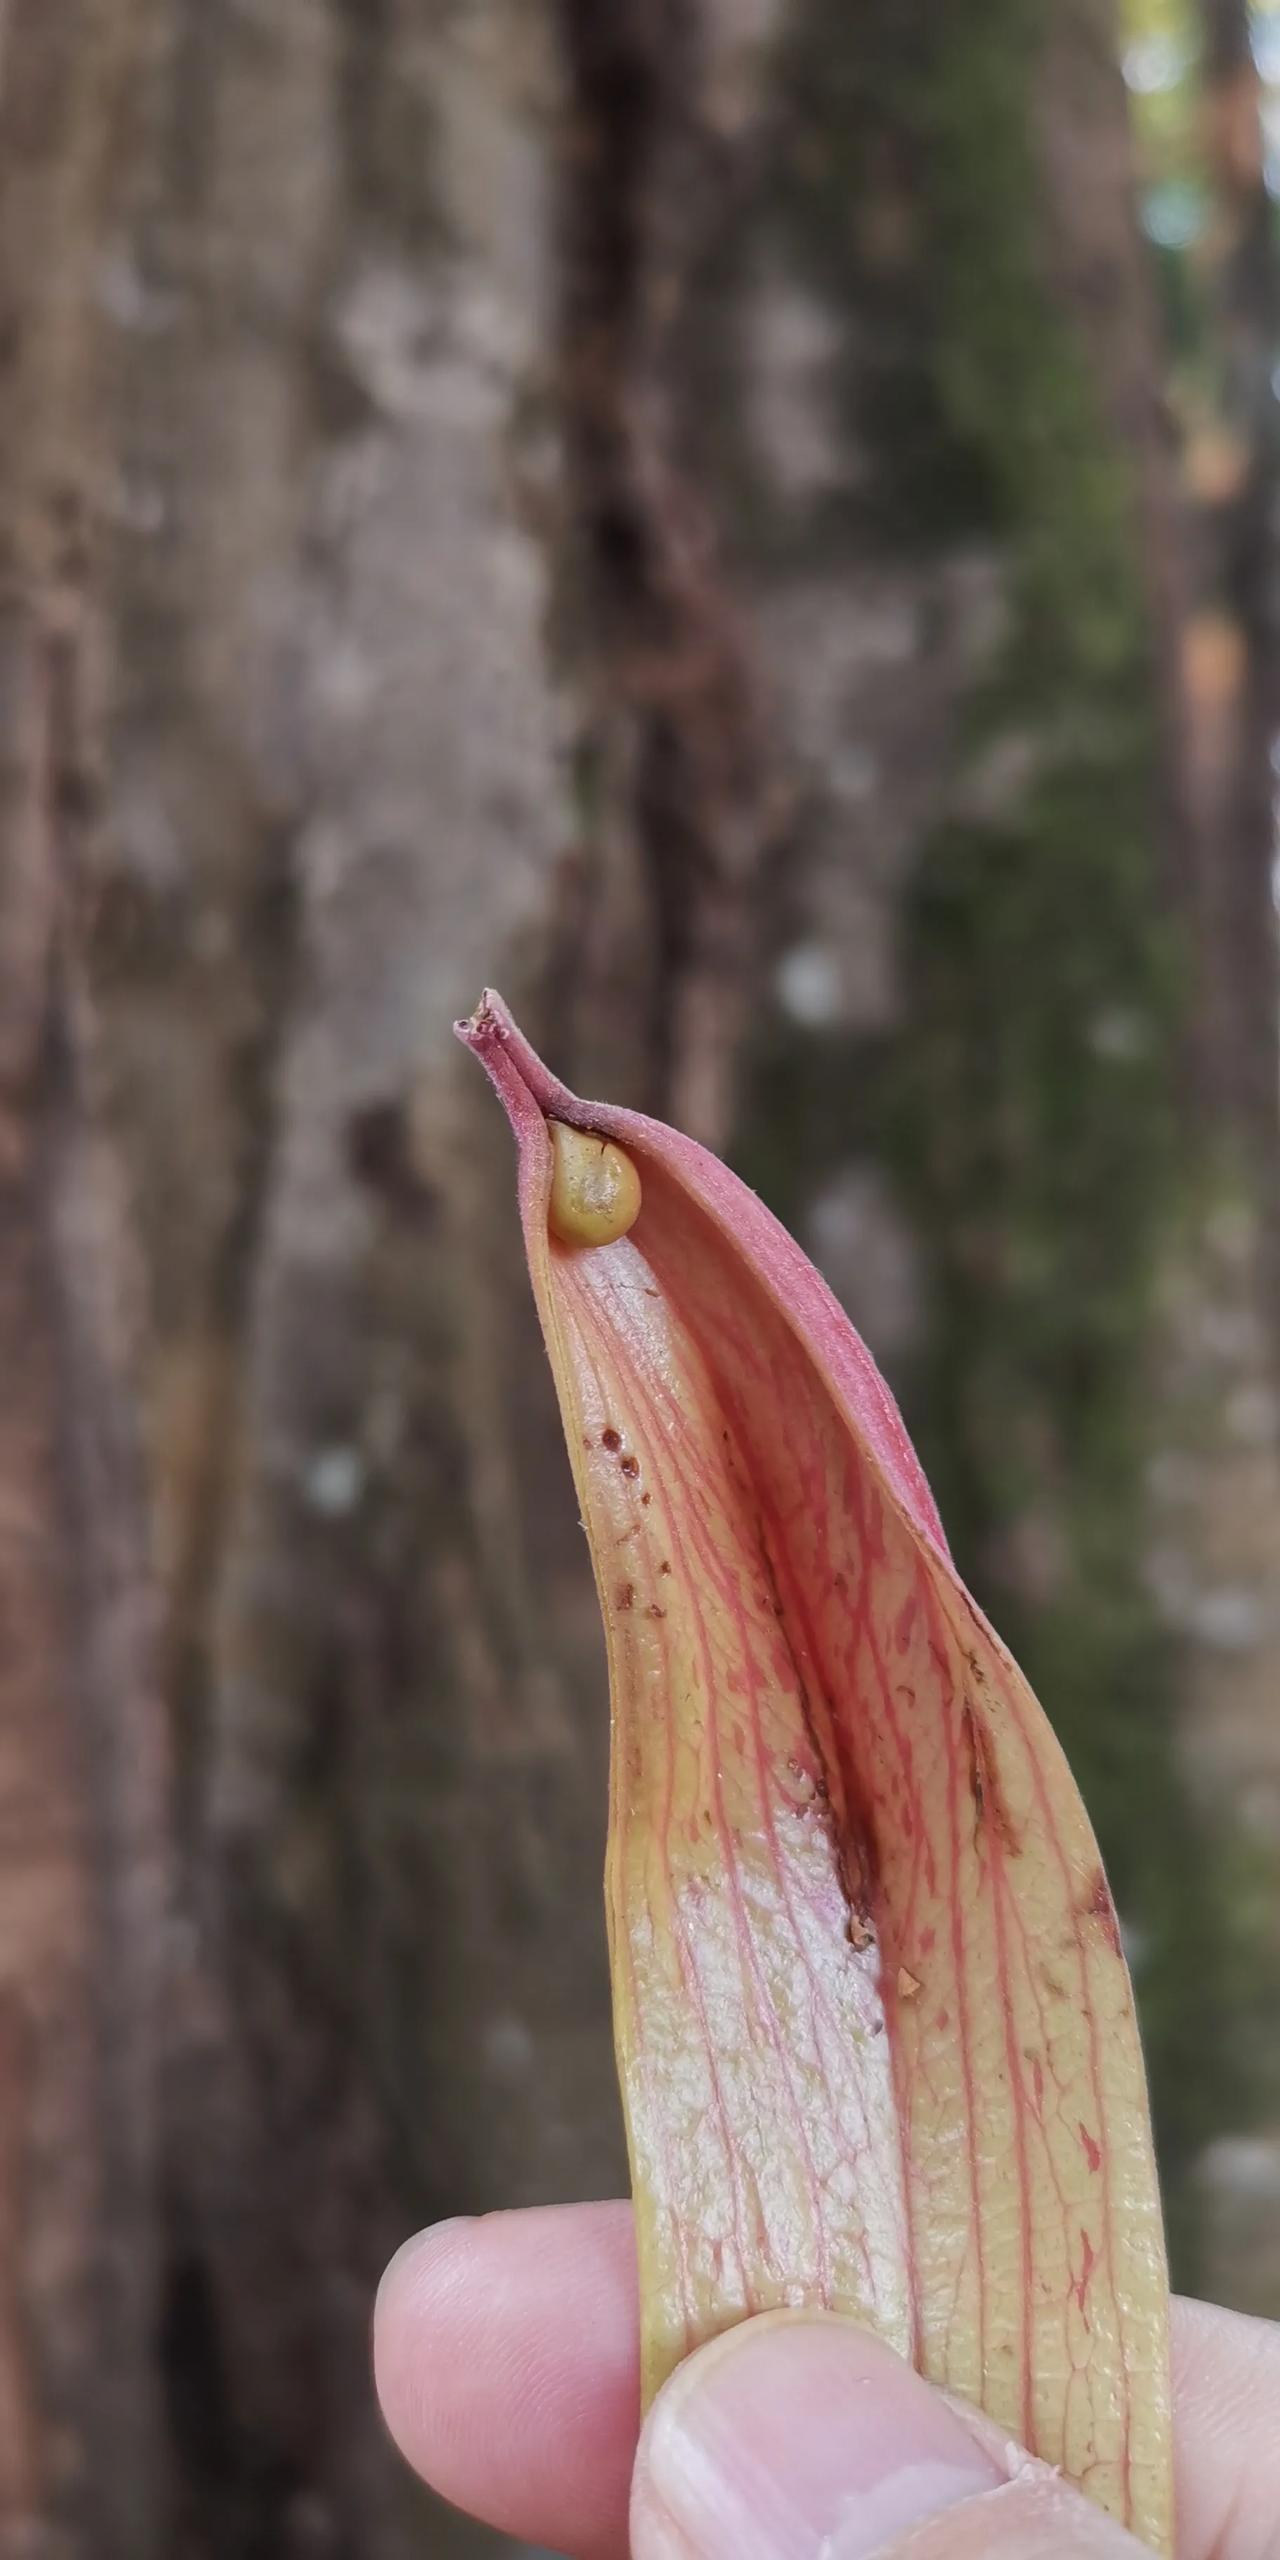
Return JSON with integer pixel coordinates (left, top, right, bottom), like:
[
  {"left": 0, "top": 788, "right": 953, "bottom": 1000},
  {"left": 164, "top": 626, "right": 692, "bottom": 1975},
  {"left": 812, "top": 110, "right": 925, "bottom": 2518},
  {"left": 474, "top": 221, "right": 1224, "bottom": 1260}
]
[
  {"left": 0, "top": 3, "right": 168, "bottom": 2552},
  {"left": 1162, "top": 0, "right": 1280, "bottom": 2314},
  {"left": 1194, "top": 0, "right": 1280, "bottom": 1203},
  {"left": 0, "top": 1, "right": 1272, "bottom": 2554}
]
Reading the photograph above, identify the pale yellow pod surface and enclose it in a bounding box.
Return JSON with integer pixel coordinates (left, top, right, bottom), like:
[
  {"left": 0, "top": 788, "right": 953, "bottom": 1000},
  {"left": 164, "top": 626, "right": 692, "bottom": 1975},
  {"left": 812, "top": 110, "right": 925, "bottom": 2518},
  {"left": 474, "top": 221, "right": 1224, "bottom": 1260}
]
[{"left": 548, "top": 1120, "right": 641, "bottom": 1247}]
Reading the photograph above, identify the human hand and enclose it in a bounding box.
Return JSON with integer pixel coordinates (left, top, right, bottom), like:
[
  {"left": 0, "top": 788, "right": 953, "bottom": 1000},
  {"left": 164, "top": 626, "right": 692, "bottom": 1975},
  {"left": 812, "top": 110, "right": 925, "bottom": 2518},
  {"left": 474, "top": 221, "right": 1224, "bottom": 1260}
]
[{"left": 373, "top": 2201, "right": 1280, "bottom": 2559}]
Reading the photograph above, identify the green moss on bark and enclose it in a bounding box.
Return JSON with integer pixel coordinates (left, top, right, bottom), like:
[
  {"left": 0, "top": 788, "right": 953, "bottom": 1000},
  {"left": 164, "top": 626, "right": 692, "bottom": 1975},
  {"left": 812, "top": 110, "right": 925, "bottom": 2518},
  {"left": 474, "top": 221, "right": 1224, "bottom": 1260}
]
[{"left": 732, "top": 0, "right": 1270, "bottom": 2284}]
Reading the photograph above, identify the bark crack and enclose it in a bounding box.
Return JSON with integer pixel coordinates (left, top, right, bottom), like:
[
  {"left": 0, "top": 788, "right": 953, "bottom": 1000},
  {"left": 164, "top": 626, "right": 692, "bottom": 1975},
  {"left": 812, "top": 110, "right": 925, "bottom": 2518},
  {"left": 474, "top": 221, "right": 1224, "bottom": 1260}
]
[{"left": 554, "top": 0, "right": 780, "bottom": 1147}]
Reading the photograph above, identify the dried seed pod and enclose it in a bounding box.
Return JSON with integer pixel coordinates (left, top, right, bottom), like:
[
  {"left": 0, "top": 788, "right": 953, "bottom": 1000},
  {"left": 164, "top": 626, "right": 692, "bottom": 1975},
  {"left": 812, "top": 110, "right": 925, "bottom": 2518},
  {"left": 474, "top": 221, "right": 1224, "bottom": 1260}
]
[{"left": 458, "top": 989, "right": 1173, "bottom": 2557}]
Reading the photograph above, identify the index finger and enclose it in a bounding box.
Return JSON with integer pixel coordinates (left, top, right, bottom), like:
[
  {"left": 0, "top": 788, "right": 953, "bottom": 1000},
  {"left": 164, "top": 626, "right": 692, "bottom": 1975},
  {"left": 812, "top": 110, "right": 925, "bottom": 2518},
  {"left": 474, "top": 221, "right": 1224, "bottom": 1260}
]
[{"left": 373, "top": 2203, "right": 1280, "bottom": 2560}]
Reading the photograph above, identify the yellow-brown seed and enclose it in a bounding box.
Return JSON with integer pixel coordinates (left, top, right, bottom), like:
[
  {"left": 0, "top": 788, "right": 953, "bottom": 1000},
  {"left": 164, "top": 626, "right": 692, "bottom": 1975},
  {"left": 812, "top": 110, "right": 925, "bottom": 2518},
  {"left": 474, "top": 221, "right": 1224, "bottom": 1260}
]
[{"left": 548, "top": 1120, "right": 642, "bottom": 1247}]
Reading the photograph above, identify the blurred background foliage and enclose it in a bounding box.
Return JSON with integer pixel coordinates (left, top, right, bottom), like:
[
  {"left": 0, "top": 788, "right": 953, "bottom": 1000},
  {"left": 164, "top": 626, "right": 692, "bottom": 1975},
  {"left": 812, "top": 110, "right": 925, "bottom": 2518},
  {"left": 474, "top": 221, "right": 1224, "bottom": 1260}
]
[{"left": 0, "top": 0, "right": 1278, "bottom": 2553}]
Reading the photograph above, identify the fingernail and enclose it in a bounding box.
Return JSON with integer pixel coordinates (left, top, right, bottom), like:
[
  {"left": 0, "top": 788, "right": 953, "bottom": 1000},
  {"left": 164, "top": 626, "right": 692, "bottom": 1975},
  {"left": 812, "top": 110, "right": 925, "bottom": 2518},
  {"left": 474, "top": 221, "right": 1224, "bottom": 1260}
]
[{"left": 637, "top": 2315, "right": 1004, "bottom": 2560}]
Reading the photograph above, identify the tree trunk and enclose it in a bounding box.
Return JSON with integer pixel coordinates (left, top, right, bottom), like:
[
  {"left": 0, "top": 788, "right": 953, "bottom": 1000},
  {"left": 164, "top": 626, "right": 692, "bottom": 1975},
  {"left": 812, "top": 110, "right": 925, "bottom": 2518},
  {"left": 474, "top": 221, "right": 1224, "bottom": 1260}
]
[
  {"left": 0, "top": 4, "right": 168, "bottom": 2550},
  {"left": 1194, "top": 0, "right": 1280, "bottom": 1203},
  {"left": 1157, "top": 0, "right": 1280, "bottom": 2314},
  {"left": 0, "top": 0, "right": 1274, "bottom": 2552}
]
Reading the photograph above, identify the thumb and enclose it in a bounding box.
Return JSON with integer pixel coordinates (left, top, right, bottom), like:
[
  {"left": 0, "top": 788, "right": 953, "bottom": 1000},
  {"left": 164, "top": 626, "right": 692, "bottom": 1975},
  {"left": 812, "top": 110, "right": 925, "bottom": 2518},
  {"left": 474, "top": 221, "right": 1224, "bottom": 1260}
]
[{"left": 630, "top": 2313, "right": 1150, "bottom": 2560}]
